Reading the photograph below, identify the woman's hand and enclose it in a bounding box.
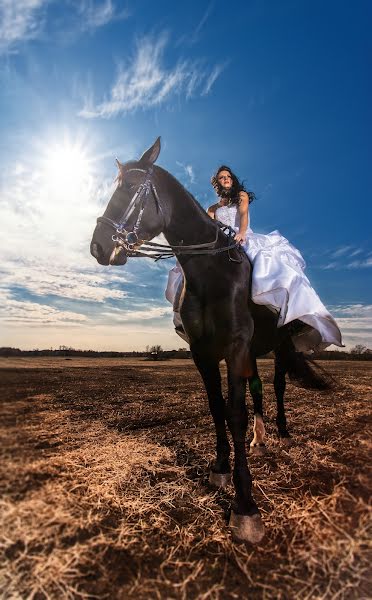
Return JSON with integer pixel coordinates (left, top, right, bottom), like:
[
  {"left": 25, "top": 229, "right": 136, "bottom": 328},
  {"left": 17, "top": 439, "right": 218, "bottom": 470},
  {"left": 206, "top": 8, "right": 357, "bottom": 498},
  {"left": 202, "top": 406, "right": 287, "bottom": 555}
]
[{"left": 235, "top": 231, "right": 246, "bottom": 244}]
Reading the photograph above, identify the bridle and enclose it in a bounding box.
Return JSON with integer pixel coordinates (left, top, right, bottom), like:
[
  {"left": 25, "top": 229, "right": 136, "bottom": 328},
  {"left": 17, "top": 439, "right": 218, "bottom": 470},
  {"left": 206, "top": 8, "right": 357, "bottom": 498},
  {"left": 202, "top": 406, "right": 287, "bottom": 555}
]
[{"left": 96, "top": 165, "right": 243, "bottom": 262}]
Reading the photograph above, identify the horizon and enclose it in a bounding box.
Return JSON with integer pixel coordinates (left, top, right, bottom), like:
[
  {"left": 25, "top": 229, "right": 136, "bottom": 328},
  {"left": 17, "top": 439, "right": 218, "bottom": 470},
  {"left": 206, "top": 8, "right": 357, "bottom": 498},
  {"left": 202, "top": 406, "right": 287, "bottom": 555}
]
[{"left": 0, "top": 1, "right": 371, "bottom": 352}]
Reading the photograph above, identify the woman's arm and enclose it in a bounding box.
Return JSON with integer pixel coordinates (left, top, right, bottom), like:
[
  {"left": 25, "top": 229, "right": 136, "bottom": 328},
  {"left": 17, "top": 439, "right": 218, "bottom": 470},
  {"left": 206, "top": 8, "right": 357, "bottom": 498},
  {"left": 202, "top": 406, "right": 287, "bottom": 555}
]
[
  {"left": 235, "top": 192, "right": 249, "bottom": 243},
  {"left": 207, "top": 203, "right": 218, "bottom": 219}
]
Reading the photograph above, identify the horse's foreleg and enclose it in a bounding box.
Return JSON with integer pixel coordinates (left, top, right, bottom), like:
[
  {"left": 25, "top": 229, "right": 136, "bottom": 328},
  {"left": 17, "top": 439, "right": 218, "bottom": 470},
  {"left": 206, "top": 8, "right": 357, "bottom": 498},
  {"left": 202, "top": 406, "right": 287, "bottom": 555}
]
[
  {"left": 248, "top": 359, "right": 266, "bottom": 456},
  {"left": 226, "top": 349, "right": 265, "bottom": 544},
  {"left": 192, "top": 354, "right": 231, "bottom": 487},
  {"left": 274, "top": 351, "right": 291, "bottom": 444}
]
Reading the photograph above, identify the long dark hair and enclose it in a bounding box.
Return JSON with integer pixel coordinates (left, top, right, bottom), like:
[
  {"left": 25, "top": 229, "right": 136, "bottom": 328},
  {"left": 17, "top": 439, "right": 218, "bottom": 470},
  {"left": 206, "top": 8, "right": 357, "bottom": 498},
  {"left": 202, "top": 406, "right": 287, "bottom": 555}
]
[{"left": 210, "top": 165, "right": 255, "bottom": 205}]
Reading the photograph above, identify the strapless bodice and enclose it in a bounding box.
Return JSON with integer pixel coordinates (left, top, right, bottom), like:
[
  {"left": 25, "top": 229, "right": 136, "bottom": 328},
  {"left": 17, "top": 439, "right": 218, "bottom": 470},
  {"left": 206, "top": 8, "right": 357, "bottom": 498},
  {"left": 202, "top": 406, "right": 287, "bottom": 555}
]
[{"left": 215, "top": 203, "right": 252, "bottom": 232}]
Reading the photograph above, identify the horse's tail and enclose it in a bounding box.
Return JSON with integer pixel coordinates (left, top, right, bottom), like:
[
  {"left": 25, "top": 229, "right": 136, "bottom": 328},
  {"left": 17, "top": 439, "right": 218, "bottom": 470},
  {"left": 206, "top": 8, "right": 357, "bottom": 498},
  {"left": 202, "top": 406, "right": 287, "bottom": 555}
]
[{"left": 275, "top": 334, "right": 336, "bottom": 391}]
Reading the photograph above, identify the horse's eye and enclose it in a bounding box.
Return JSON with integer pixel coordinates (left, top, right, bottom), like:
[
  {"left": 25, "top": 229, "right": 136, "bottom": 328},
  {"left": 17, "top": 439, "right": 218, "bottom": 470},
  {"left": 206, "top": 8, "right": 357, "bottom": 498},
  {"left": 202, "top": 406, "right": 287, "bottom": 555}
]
[
  {"left": 120, "top": 180, "right": 133, "bottom": 192},
  {"left": 125, "top": 179, "right": 136, "bottom": 189}
]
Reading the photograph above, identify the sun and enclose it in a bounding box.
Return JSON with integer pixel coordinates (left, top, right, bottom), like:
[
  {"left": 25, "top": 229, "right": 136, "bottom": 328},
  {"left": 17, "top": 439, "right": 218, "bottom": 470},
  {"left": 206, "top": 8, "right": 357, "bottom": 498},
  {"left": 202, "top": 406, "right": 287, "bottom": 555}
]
[
  {"left": 36, "top": 135, "right": 98, "bottom": 239},
  {"left": 42, "top": 141, "right": 93, "bottom": 199}
]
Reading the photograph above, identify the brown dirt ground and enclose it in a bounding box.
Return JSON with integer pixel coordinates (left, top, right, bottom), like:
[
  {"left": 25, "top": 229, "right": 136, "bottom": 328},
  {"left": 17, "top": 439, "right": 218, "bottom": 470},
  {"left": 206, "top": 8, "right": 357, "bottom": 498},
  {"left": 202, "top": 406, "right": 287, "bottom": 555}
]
[{"left": 0, "top": 358, "right": 371, "bottom": 599}]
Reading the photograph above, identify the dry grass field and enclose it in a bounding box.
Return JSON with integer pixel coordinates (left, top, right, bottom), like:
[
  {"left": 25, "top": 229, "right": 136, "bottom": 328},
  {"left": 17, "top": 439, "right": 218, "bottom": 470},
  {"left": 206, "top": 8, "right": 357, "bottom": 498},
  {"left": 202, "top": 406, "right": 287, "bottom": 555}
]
[{"left": 0, "top": 358, "right": 371, "bottom": 599}]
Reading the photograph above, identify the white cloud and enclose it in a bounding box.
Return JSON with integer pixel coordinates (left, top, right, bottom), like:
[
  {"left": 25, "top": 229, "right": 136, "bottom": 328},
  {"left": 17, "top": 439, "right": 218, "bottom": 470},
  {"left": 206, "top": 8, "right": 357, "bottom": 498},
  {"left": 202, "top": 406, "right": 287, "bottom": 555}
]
[
  {"left": 331, "top": 304, "right": 372, "bottom": 317},
  {"left": 177, "top": 1, "right": 214, "bottom": 47},
  {"left": 319, "top": 246, "right": 371, "bottom": 270},
  {"left": 0, "top": 1, "right": 130, "bottom": 54},
  {"left": 349, "top": 248, "right": 363, "bottom": 257},
  {"left": 320, "top": 262, "right": 338, "bottom": 270},
  {"left": 0, "top": 0, "right": 47, "bottom": 53},
  {"left": 77, "top": 0, "right": 130, "bottom": 30},
  {"left": 0, "top": 261, "right": 128, "bottom": 303},
  {"left": 176, "top": 161, "right": 196, "bottom": 185},
  {"left": 192, "top": 2, "right": 214, "bottom": 40},
  {"left": 329, "top": 304, "right": 372, "bottom": 349},
  {"left": 201, "top": 61, "right": 228, "bottom": 96},
  {"left": 346, "top": 257, "right": 372, "bottom": 269},
  {"left": 101, "top": 305, "right": 173, "bottom": 322},
  {"left": 79, "top": 33, "right": 226, "bottom": 118},
  {"left": 0, "top": 290, "right": 88, "bottom": 325},
  {"left": 330, "top": 245, "right": 354, "bottom": 258}
]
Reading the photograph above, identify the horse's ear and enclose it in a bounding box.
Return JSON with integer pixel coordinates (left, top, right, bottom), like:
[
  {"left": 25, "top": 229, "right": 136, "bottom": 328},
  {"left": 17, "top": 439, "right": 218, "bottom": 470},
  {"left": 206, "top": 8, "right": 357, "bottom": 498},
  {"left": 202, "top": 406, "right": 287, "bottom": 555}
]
[
  {"left": 115, "top": 158, "right": 125, "bottom": 187},
  {"left": 139, "top": 137, "right": 161, "bottom": 165}
]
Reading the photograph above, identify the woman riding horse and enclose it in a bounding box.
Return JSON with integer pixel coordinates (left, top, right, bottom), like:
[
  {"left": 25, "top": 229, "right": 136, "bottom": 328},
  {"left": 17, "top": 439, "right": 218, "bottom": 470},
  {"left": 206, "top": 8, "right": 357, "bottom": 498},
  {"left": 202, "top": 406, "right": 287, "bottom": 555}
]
[
  {"left": 167, "top": 164, "right": 342, "bottom": 353},
  {"left": 90, "top": 138, "right": 340, "bottom": 544}
]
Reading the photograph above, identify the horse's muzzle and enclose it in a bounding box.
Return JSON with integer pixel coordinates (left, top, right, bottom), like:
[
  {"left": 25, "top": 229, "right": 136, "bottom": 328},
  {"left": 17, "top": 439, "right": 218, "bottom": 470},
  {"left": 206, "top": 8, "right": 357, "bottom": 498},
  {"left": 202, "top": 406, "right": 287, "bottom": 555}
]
[{"left": 109, "top": 244, "right": 128, "bottom": 266}]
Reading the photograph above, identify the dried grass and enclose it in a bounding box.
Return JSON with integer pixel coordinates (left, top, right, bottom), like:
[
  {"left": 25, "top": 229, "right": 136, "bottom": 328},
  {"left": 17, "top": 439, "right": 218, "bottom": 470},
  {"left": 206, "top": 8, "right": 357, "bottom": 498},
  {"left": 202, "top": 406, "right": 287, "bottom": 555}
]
[{"left": 0, "top": 359, "right": 371, "bottom": 599}]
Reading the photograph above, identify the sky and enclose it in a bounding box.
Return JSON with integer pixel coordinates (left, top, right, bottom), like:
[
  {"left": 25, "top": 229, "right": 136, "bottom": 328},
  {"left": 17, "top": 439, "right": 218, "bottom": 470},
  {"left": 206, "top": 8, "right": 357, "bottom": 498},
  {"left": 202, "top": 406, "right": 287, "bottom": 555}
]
[{"left": 0, "top": 0, "right": 371, "bottom": 352}]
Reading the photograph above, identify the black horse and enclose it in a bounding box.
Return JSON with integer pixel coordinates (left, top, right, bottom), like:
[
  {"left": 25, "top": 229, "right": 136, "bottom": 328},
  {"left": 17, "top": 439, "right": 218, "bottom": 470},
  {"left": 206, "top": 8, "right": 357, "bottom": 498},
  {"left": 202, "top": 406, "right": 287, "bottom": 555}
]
[{"left": 90, "top": 138, "right": 330, "bottom": 544}]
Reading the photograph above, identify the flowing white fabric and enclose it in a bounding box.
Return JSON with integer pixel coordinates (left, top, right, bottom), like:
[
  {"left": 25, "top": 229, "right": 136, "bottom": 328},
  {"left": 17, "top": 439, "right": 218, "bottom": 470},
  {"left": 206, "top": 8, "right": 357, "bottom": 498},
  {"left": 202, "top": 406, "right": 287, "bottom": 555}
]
[{"left": 166, "top": 204, "right": 343, "bottom": 351}]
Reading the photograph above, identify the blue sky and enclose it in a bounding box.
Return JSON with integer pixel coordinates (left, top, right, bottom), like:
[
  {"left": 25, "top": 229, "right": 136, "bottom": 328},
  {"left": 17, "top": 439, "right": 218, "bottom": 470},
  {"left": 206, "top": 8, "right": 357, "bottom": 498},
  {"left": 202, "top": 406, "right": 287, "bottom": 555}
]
[{"left": 0, "top": 0, "right": 371, "bottom": 351}]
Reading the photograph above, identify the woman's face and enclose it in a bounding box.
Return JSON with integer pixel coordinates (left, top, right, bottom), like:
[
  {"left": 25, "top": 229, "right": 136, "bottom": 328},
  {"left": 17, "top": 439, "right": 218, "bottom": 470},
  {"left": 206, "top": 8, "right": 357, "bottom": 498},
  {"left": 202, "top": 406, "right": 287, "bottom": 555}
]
[{"left": 217, "top": 170, "right": 233, "bottom": 190}]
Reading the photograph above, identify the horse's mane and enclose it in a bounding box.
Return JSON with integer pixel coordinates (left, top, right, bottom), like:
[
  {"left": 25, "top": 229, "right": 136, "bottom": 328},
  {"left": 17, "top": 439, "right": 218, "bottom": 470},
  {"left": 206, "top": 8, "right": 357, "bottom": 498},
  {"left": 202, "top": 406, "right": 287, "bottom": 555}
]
[{"left": 156, "top": 165, "right": 213, "bottom": 226}]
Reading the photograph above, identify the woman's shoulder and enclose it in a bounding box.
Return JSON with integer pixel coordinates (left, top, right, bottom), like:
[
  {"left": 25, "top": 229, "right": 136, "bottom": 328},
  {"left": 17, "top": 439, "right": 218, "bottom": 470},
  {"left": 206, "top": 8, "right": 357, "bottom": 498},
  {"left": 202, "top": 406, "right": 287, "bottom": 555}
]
[{"left": 207, "top": 201, "right": 220, "bottom": 216}]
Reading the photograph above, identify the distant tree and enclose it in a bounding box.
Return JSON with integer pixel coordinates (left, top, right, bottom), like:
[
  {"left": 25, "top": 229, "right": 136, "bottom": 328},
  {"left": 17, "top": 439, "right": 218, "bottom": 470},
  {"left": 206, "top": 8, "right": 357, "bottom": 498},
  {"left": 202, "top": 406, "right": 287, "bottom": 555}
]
[
  {"left": 176, "top": 347, "right": 191, "bottom": 359},
  {"left": 350, "top": 344, "right": 367, "bottom": 355},
  {"left": 0, "top": 347, "right": 22, "bottom": 357},
  {"left": 149, "top": 345, "right": 163, "bottom": 360}
]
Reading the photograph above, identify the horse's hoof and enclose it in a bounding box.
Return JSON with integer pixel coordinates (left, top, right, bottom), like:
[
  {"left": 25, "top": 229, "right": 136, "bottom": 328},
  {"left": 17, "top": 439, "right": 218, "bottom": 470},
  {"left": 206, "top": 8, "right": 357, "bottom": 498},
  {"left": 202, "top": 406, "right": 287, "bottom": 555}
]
[
  {"left": 249, "top": 443, "right": 266, "bottom": 456},
  {"left": 209, "top": 471, "right": 231, "bottom": 488},
  {"left": 280, "top": 437, "right": 292, "bottom": 448},
  {"left": 229, "top": 511, "right": 265, "bottom": 544}
]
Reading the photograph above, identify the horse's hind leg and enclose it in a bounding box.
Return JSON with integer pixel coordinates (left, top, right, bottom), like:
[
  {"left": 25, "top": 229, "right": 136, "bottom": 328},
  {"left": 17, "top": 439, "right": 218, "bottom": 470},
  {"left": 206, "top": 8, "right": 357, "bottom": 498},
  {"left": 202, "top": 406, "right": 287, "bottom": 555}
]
[
  {"left": 248, "top": 359, "right": 266, "bottom": 456},
  {"left": 274, "top": 350, "right": 291, "bottom": 444},
  {"left": 193, "top": 354, "right": 231, "bottom": 488}
]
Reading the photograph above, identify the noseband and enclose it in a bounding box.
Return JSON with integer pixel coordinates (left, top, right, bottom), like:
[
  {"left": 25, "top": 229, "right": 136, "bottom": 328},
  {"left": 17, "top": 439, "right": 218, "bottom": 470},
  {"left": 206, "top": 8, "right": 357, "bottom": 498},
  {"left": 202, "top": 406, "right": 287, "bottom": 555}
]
[
  {"left": 97, "top": 166, "right": 164, "bottom": 252},
  {"left": 97, "top": 166, "right": 242, "bottom": 262}
]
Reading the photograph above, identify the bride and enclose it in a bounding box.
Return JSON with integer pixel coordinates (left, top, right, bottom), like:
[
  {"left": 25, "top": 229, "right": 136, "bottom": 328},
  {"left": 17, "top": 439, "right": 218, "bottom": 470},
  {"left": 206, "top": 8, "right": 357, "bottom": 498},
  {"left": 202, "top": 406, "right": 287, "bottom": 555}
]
[{"left": 166, "top": 165, "right": 343, "bottom": 352}]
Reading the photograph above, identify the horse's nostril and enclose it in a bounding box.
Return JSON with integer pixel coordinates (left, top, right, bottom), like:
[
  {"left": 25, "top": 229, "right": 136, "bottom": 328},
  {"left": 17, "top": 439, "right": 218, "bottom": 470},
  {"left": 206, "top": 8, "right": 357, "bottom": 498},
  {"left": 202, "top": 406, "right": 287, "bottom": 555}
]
[{"left": 91, "top": 242, "right": 101, "bottom": 259}]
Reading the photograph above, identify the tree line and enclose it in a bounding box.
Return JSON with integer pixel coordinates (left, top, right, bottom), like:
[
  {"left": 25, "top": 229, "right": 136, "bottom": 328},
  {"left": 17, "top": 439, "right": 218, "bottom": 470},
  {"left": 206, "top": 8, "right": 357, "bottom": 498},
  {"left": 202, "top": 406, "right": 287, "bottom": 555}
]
[
  {"left": 0, "top": 344, "right": 371, "bottom": 360},
  {"left": 0, "top": 345, "right": 191, "bottom": 360}
]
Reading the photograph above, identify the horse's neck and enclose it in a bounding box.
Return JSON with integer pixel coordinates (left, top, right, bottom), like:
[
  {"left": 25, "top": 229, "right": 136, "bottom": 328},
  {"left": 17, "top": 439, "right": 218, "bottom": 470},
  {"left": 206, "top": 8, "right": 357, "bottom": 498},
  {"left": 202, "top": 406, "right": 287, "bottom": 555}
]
[{"left": 162, "top": 177, "right": 216, "bottom": 247}]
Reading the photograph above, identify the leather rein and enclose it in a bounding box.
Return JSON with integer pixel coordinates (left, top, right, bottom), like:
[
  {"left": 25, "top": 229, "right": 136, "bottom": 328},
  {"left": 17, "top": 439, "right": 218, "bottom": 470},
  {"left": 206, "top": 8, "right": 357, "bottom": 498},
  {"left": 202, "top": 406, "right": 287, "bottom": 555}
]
[{"left": 97, "top": 166, "right": 242, "bottom": 262}]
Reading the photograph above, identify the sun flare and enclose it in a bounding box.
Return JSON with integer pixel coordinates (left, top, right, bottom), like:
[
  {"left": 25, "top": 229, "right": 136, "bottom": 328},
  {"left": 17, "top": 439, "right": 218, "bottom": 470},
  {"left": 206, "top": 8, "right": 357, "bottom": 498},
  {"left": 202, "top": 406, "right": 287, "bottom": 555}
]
[{"left": 42, "top": 141, "right": 93, "bottom": 199}]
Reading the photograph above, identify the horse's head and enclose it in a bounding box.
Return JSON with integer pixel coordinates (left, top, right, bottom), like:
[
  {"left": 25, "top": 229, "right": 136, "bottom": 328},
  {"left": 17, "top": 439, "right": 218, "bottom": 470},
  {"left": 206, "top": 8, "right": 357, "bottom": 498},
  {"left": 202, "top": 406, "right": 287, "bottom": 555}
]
[{"left": 90, "top": 137, "right": 164, "bottom": 266}]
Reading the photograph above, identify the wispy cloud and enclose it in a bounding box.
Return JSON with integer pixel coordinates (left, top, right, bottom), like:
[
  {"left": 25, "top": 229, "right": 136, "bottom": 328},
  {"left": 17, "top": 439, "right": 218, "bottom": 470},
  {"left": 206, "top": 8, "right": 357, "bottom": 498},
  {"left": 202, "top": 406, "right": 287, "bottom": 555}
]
[
  {"left": 318, "top": 245, "right": 371, "bottom": 270},
  {"left": 332, "top": 304, "right": 372, "bottom": 317},
  {"left": 321, "top": 262, "right": 339, "bottom": 270},
  {"left": 0, "top": 289, "right": 88, "bottom": 325},
  {"left": 201, "top": 61, "right": 228, "bottom": 96},
  {"left": 321, "top": 258, "right": 372, "bottom": 270},
  {"left": 177, "top": 1, "right": 214, "bottom": 47},
  {"left": 79, "top": 32, "right": 227, "bottom": 118},
  {"left": 346, "top": 257, "right": 372, "bottom": 269},
  {"left": 330, "top": 304, "right": 372, "bottom": 349},
  {"left": 77, "top": 0, "right": 130, "bottom": 31},
  {"left": 176, "top": 161, "right": 196, "bottom": 185},
  {"left": 193, "top": 2, "right": 213, "bottom": 38},
  {"left": 0, "top": 0, "right": 47, "bottom": 53},
  {"left": 0, "top": 1, "right": 130, "bottom": 54},
  {"left": 0, "top": 262, "right": 128, "bottom": 303},
  {"left": 102, "top": 305, "right": 173, "bottom": 322},
  {"left": 329, "top": 245, "right": 354, "bottom": 258}
]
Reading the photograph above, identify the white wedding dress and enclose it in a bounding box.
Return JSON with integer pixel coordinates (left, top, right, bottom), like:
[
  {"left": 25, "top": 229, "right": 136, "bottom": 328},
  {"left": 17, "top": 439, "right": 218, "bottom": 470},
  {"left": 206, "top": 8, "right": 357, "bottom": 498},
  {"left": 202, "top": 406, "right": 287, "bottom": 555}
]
[{"left": 165, "top": 203, "right": 343, "bottom": 352}]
